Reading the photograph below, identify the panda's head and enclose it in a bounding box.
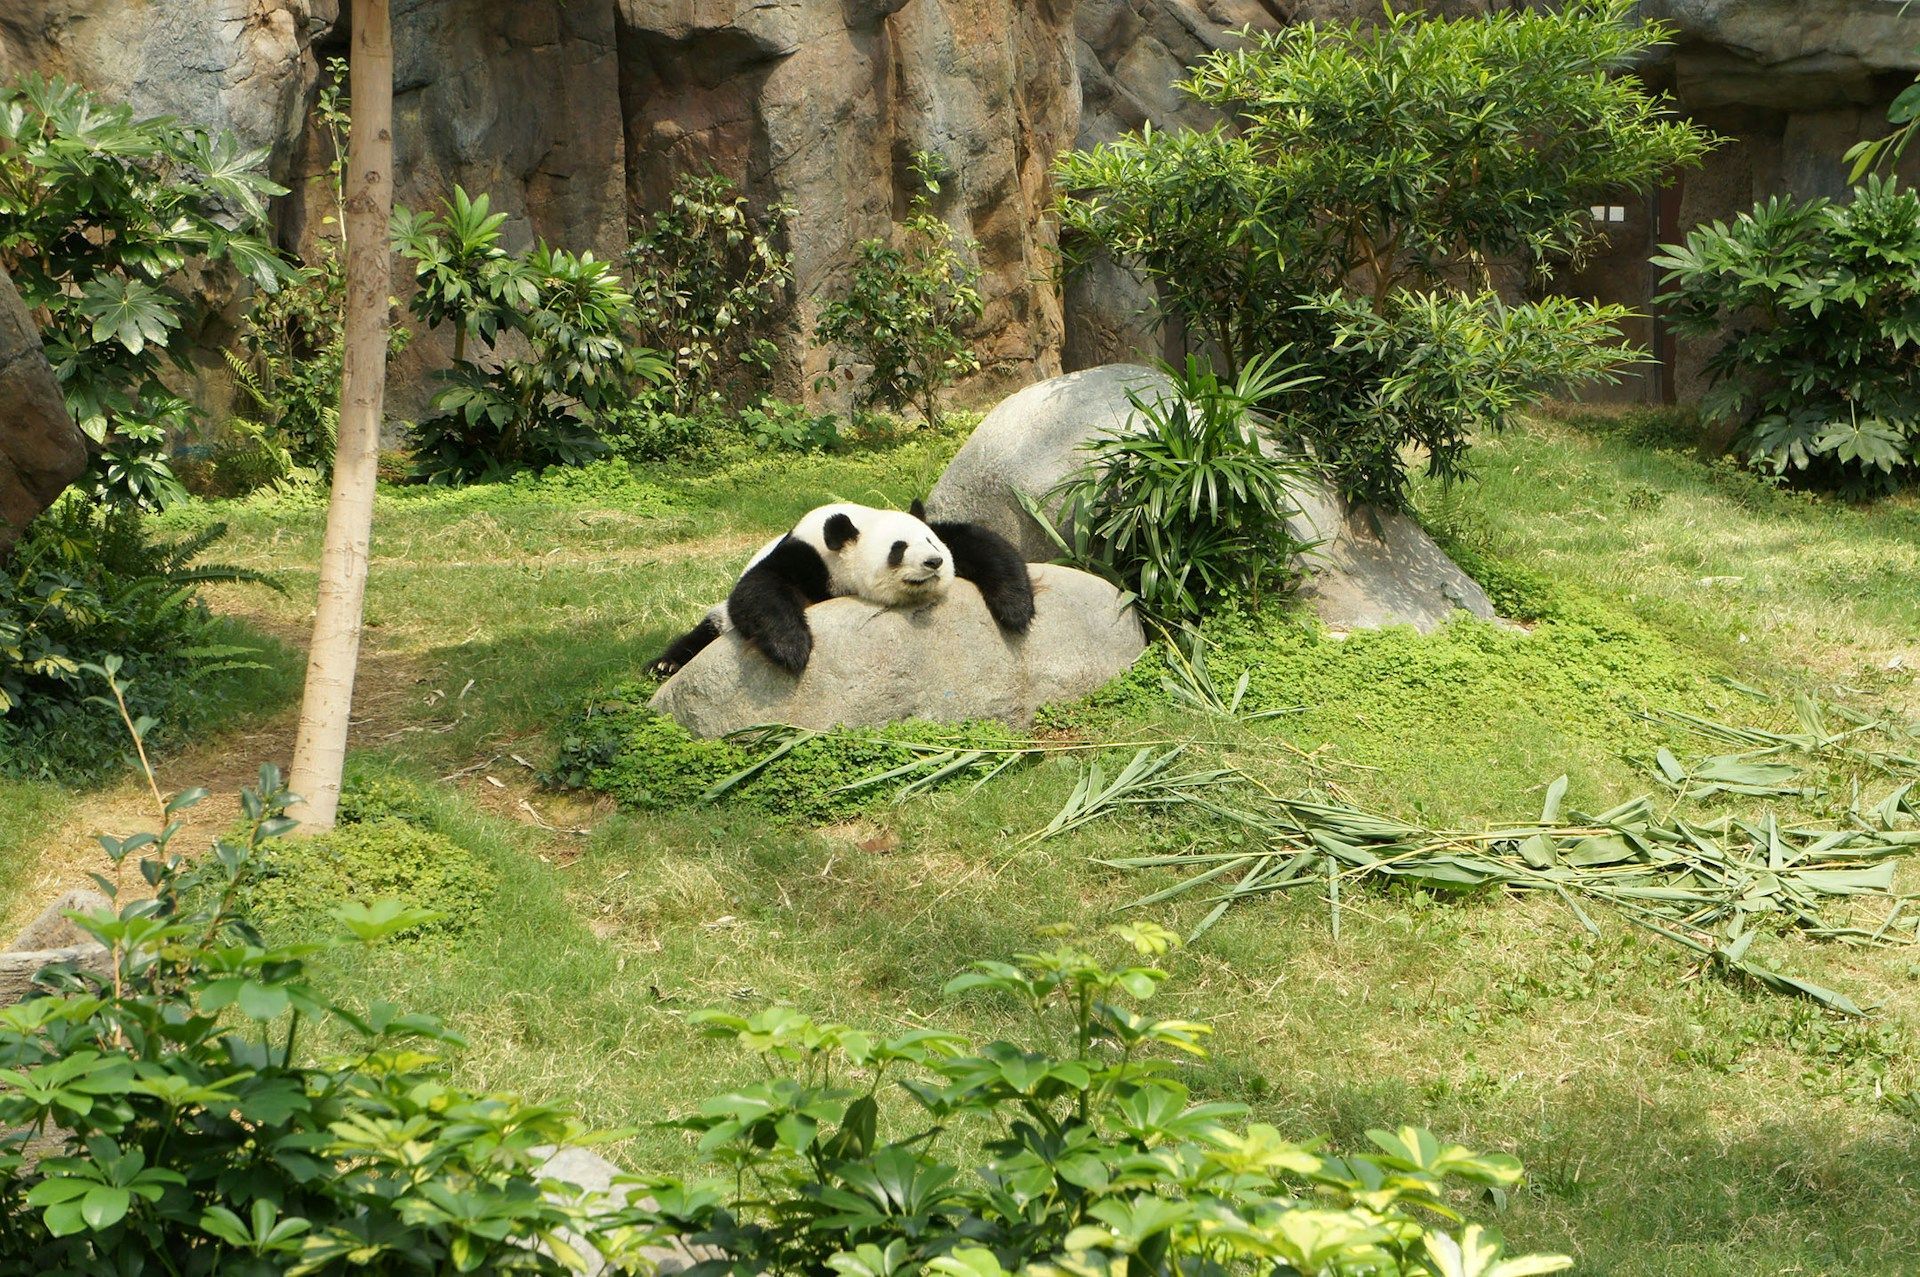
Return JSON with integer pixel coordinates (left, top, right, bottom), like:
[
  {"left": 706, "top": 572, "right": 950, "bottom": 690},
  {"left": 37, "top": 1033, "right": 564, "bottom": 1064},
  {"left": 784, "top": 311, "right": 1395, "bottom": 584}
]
[{"left": 817, "top": 504, "right": 955, "bottom": 608}]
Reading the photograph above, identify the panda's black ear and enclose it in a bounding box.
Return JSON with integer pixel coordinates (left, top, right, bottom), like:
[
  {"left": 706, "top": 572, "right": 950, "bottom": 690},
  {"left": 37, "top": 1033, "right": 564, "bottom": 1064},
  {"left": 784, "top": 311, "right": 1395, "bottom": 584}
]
[
  {"left": 909, "top": 498, "right": 927, "bottom": 521},
  {"left": 823, "top": 512, "right": 860, "bottom": 551}
]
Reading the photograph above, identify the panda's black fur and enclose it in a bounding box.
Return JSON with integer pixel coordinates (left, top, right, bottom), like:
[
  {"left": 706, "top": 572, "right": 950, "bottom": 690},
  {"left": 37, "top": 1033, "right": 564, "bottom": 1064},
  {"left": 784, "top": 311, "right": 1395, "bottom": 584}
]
[
  {"left": 650, "top": 502, "right": 1035, "bottom": 678},
  {"left": 909, "top": 499, "right": 1037, "bottom": 635}
]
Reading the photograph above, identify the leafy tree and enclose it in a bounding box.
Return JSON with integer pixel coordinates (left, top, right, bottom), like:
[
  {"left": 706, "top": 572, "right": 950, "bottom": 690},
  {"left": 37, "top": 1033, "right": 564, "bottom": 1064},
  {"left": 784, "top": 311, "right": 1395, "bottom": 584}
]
[
  {"left": 393, "top": 187, "right": 666, "bottom": 483},
  {"left": 0, "top": 76, "right": 289, "bottom": 509},
  {"left": 1055, "top": 0, "right": 1713, "bottom": 508},
  {"left": 1654, "top": 176, "right": 1920, "bottom": 493},
  {"left": 815, "top": 151, "right": 983, "bottom": 428},
  {"left": 290, "top": 0, "right": 396, "bottom": 832},
  {"left": 626, "top": 173, "right": 793, "bottom": 415}
]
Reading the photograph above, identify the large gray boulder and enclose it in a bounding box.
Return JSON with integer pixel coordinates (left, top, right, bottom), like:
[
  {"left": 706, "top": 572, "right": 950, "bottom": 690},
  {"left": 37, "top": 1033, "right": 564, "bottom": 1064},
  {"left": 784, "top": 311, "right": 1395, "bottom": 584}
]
[
  {"left": 922, "top": 364, "right": 1497, "bottom": 635},
  {"left": 651, "top": 565, "right": 1145, "bottom": 739}
]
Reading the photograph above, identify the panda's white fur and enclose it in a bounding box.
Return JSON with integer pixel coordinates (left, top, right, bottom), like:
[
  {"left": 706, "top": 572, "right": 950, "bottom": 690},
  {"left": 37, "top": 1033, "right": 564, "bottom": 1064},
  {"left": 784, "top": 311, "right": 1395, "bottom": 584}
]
[
  {"left": 651, "top": 503, "right": 961, "bottom": 677},
  {"left": 761, "top": 503, "right": 955, "bottom": 609}
]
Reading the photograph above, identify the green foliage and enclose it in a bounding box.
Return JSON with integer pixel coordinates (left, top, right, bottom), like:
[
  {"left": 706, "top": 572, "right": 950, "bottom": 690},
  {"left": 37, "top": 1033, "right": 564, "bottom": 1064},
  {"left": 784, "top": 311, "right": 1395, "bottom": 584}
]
[
  {"left": 0, "top": 502, "right": 281, "bottom": 782},
  {"left": 738, "top": 398, "right": 842, "bottom": 454},
  {"left": 1844, "top": 70, "right": 1920, "bottom": 180},
  {"left": 0, "top": 75, "right": 290, "bottom": 509},
  {"left": 605, "top": 397, "right": 842, "bottom": 464},
  {"left": 217, "top": 61, "right": 409, "bottom": 496},
  {"left": 1054, "top": 1, "right": 1711, "bottom": 507},
  {"left": 1653, "top": 177, "right": 1920, "bottom": 493},
  {"left": 1080, "top": 596, "right": 1700, "bottom": 782},
  {"left": 619, "top": 924, "right": 1567, "bottom": 1277},
  {"left": 336, "top": 764, "right": 440, "bottom": 828},
  {"left": 250, "top": 817, "right": 496, "bottom": 947},
  {"left": 626, "top": 172, "right": 793, "bottom": 415},
  {"left": 1041, "top": 355, "right": 1317, "bottom": 627},
  {"left": 548, "top": 695, "right": 1021, "bottom": 823},
  {"left": 0, "top": 747, "right": 624, "bottom": 1273},
  {"left": 815, "top": 152, "right": 984, "bottom": 428},
  {"left": 394, "top": 187, "right": 667, "bottom": 483}
]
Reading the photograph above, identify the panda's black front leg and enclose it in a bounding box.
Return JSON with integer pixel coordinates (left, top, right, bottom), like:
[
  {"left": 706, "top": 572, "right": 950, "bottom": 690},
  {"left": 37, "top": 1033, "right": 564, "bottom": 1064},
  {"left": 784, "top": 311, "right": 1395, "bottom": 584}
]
[
  {"left": 727, "top": 562, "right": 817, "bottom": 675},
  {"left": 650, "top": 614, "right": 723, "bottom": 678},
  {"left": 919, "top": 510, "right": 1036, "bottom": 635}
]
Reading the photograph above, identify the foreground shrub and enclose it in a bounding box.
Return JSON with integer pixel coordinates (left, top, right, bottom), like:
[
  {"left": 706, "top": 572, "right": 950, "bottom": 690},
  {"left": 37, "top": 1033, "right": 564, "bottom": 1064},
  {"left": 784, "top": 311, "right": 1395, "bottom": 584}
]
[
  {"left": 1042, "top": 355, "right": 1316, "bottom": 627},
  {"left": 0, "top": 758, "right": 609, "bottom": 1272},
  {"left": 0, "top": 76, "right": 289, "bottom": 510},
  {"left": 1054, "top": 1, "right": 1712, "bottom": 508},
  {"left": 618, "top": 924, "right": 1568, "bottom": 1277},
  {"left": 1654, "top": 176, "right": 1920, "bottom": 493},
  {"left": 0, "top": 502, "right": 279, "bottom": 780}
]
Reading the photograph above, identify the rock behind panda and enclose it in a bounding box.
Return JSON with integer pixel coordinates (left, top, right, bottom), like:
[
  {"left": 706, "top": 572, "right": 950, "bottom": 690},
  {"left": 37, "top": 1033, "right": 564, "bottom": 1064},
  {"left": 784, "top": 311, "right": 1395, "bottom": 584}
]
[{"left": 651, "top": 501, "right": 1035, "bottom": 678}]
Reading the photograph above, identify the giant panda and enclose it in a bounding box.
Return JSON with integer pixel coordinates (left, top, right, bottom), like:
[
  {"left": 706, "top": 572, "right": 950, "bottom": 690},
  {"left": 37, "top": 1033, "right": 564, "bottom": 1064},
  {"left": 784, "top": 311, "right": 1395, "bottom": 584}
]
[{"left": 651, "top": 500, "right": 1035, "bottom": 678}]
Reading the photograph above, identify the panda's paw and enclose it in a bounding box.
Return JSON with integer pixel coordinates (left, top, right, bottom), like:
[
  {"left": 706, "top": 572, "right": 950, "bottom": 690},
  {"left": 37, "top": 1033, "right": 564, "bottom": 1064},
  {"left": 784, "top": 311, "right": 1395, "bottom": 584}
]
[{"left": 648, "top": 656, "right": 682, "bottom": 679}]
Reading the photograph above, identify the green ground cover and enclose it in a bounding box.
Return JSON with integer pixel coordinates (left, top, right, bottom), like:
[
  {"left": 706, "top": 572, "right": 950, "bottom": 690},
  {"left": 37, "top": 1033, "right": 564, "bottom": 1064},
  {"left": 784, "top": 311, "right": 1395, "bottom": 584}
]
[{"left": 7, "top": 408, "right": 1920, "bottom": 1275}]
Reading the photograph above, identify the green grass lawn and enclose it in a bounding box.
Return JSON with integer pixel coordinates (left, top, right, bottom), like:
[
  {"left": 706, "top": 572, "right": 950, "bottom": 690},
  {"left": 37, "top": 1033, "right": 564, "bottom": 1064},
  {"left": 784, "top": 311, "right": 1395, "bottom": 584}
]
[{"left": 9, "top": 408, "right": 1920, "bottom": 1276}]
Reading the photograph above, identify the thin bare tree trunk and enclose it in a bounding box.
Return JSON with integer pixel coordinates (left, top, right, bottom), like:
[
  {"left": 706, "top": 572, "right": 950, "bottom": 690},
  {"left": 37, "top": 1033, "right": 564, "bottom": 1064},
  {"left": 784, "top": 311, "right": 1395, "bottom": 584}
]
[{"left": 289, "top": 0, "right": 393, "bottom": 830}]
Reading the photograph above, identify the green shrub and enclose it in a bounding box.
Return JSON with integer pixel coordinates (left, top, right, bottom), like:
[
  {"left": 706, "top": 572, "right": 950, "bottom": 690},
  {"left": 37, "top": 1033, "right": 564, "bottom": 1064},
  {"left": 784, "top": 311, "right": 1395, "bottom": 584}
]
[
  {"left": 0, "top": 75, "right": 289, "bottom": 509},
  {"left": 1079, "top": 596, "right": 1701, "bottom": 769},
  {"left": 1654, "top": 176, "right": 1920, "bottom": 493},
  {"left": 617, "top": 924, "right": 1568, "bottom": 1277},
  {"left": 626, "top": 172, "right": 793, "bottom": 415},
  {"left": 250, "top": 816, "right": 494, "bottom": 945},
  {"left": 602, "top": 402, "right": 720, "bottom": 462},
  {"left": 606, "top": 397, "right": 841, "bottom": 464},
  {"left": 548, "top": 693, "right": 1022, "bottom": 822},
  {"left": 1054, "top": 1, "right": 1713, "bottom": 508},
  {"left": 0, "top": 502, "right": 282, "bottom": 781},
  {"left": 0, "top": 760, "right": 619, "bottom": 1272},
  {"left": 336, "top": 764, "right": 439, "bottom": 827},
  {"left": 1042, "top": 355, "right": 1316, "bottom": 627},
  {"left": 815, "top": 151, "right": 983, "bottom": 428},
  {"left": 393, "top": 187, "right": 668, "bottom": 483},
  {"left": 738, "top": 398, "right": 841, "bottom": 453}
]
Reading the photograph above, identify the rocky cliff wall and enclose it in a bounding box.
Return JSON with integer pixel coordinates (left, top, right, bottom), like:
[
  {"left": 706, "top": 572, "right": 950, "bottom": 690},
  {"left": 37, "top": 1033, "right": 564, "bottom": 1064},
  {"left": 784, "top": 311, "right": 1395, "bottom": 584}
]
[{"left": 1, "top": 1, "right": 1916, "bottom": 412}]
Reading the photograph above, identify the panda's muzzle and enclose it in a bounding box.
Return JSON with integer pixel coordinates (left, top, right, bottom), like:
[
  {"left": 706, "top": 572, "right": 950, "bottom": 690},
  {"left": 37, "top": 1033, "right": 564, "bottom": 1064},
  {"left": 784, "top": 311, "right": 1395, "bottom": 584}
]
[{"left": 902, "top": 554, "right": 945, "bottom": 586}]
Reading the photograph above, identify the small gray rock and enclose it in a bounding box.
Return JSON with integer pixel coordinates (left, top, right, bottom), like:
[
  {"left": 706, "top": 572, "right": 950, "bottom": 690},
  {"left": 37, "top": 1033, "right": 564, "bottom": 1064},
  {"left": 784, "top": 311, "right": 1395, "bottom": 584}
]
[
  {"left": 536, "top": 1146, "right": 716, "bottom": 1276},
  {"left": 1, "top": 889, "right": 110, "bottom": 1009},
  {"left": 650, "top": 565, "right": 1146, "bottom": 739},
  {"left": 924, "top": 364, "right": 1496, "bottom": 635}
]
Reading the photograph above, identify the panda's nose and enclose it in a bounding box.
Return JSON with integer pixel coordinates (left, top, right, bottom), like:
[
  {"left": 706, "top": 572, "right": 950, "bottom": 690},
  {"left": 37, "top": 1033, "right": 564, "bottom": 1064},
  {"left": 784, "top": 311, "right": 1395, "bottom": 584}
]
[{"left": 923, "top": 555, "right": 944, "bottom": 570}]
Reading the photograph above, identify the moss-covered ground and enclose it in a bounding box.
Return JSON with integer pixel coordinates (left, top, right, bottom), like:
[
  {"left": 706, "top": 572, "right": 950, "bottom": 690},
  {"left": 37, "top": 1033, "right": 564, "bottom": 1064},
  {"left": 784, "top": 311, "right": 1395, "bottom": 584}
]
[{"left": 7, "top": 408, "right": 1920, "bottom": 1275}]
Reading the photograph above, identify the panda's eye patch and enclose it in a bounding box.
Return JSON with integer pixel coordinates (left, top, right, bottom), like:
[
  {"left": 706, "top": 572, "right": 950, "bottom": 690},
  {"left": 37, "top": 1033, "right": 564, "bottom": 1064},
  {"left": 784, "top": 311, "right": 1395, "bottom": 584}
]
[{"left": 888, "top": 540, "right": 908, "bottom": 567}]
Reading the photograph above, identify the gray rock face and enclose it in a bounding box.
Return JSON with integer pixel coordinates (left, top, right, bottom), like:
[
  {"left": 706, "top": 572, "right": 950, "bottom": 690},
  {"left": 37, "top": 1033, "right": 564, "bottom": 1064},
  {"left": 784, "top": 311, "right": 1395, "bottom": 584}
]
[
  {"left": 924, "top": 364, "right": 1496, "bottom": 635},
  {"left": 5, "top": 0, "right": 1913, "bottom": 415},
  {"left": 650, "top": 565, "right": 1146, "bottom": 739},
  {"left": 0, "top": 266, "right": 85, "bottom": 557},
  {"left": 0, "top": 1, "right": 323, "bottom": 171}
]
